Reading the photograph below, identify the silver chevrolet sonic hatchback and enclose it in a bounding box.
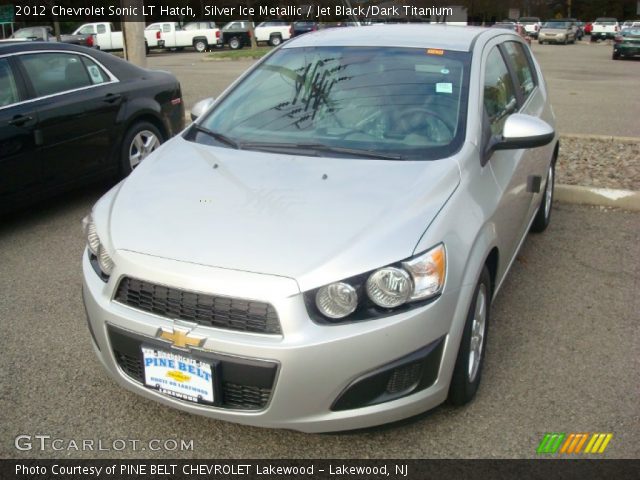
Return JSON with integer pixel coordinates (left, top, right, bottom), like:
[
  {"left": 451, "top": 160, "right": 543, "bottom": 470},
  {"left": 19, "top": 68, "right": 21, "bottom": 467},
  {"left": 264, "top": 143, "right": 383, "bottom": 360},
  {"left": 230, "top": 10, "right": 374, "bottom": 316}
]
[{"left": 82, "top": 25, "right": 557, "bottom": 432}]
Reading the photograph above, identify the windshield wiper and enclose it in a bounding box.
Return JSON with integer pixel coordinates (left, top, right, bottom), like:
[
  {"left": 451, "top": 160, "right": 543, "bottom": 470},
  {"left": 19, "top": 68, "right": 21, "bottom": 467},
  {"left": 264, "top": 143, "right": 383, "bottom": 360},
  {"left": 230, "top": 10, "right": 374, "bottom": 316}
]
[
  {"left": 242, "top": 142, "right": 404, "bottom": 160},
  {"left": 190, "top": 124, "right": 242, "bottom": 149}
]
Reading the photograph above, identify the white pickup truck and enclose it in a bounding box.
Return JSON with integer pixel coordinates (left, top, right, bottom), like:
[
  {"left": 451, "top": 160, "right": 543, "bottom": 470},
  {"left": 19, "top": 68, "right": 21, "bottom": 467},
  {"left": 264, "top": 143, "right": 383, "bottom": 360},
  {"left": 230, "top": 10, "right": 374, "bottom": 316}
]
[
  {"left": 254, "top": 21, "right": 292, "bottom": 46},
  {"left": 73, "top": 22, "right": 162, "bottom": 52},
  {"left": 590, "top": 17, "right": 619, "bottom": 41},
  {"left": 146, "top": 21, "right": 221, "bottom": 52}
]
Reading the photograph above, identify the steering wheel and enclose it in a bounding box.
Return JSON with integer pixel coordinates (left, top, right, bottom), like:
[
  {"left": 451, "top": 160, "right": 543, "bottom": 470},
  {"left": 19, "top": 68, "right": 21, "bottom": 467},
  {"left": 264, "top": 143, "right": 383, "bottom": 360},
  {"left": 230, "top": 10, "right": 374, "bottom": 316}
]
[{"left": 393, "top": 106, "right": 455, "bottom": 142}]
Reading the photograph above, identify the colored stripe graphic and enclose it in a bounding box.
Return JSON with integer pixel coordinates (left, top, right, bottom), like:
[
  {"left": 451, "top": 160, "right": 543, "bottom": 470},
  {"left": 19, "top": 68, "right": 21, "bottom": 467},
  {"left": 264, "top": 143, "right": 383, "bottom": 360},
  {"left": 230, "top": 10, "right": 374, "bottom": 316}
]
[
  {"left": 585, "top": 433, "right": 613, "bottom": 454},
  {"left": 560, "top": 433, "right": 589, "bottom": 454},
  {"left": 538, "top": 433, "right": 613, "bottom": 454},
  {"left": 537, "top": 433, "right": 565, "bottom": 454}
]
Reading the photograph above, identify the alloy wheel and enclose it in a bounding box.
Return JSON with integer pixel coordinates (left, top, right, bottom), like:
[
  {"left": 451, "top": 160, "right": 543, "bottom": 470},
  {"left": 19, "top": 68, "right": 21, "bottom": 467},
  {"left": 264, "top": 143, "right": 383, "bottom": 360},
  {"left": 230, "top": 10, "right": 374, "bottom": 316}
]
[{"left": 129, "top": 130, "right": 160, "bottom": 170}]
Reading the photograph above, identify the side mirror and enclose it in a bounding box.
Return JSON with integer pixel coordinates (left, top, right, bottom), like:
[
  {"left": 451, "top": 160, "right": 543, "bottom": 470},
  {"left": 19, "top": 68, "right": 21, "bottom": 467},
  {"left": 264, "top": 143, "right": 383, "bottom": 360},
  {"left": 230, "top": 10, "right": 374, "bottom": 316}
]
[
  {"left": 490, "top": 113, "right": 554, "bottom": 152},
  {"left": 190, "top": 97, "right": 215, "bottom": 121}
]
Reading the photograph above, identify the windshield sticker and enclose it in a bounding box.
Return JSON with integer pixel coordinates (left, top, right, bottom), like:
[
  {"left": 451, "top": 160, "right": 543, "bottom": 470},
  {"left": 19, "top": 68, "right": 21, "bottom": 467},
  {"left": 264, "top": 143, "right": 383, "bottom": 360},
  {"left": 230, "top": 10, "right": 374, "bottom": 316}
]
[
  {"left": 427, "top": 48, "right": 445, "bottom": 55},
  {"left": 436, "top": 83, "right": 453, "bottom": 94},
  {"left": 87, "top": 65, "right": 103, "bottom": 84}
]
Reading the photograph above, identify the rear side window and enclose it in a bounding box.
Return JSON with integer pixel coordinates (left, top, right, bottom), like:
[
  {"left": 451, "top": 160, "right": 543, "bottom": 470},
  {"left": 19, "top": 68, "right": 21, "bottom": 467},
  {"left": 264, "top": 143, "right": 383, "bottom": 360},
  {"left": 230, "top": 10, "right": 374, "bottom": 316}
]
[
  {"left": 80, "top": 56, "right": 110, "bottom": 85},
  {"left": 97, "top": 24, "right": 107, "bottom": 34},
  {"left": 20, "top": 53, "right": 93, "bottom": 97},
  {"left": 502, "top": 42, "right": 537, "bottom": 100},
  {"left": 77, "top": 25, "right": 95, "bottom": 35},
  {"left": 484, "top": 47, "right": 517, "bottom": 134},
  {"left": 0, "top": 59, "right": 20, "bottom": 107}
]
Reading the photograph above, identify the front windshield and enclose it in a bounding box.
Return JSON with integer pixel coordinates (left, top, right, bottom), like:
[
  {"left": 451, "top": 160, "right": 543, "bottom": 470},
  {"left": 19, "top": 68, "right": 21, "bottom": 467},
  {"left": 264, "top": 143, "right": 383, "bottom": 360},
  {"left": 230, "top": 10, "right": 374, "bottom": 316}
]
[
  {"left": 196, "top": 46, "right": 470, "bottom": 160},
  {"left": 12, "top": 28, "right": 40, "bottom": 38},
  {"left": 544, "top": 22, "right": 568, "bottom": 28}
]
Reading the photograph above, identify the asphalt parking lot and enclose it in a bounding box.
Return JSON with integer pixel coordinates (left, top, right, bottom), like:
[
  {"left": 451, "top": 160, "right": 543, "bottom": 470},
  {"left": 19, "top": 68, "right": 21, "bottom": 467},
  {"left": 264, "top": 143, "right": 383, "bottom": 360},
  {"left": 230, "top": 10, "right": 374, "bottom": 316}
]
[{"left": 1, "top": 36, "right": 639, "bottom": 459}]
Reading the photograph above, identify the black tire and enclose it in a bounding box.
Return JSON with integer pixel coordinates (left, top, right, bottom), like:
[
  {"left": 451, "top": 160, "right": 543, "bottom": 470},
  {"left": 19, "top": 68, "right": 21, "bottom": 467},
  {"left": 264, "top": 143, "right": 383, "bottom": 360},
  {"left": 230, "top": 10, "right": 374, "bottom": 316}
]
[
  {"left": 120, "top": 122, "right": 163, "bottom": 177},
  {"left": 538, "top": 40, "right": 544, "bottom": 45},
  {"left": 193, "top": 39, "right": 208, "bottom": 53},
  {"left": 590, "top": 35, "right": 596, "bottom": 43},
  {"left": 531, "top": 161, "right": 555, "bottom": 233},
  {"left": 448, "top": 267, "right": 492, "bottom": 406},
  {"left": 228, "top": 36, "right": 242, "bottom": 50},
  {"left": 612, "top": 51, "right": 620, "bottom": 60},
  {"left": 269, "top": 34, "right": 282, "bottom": 47}
]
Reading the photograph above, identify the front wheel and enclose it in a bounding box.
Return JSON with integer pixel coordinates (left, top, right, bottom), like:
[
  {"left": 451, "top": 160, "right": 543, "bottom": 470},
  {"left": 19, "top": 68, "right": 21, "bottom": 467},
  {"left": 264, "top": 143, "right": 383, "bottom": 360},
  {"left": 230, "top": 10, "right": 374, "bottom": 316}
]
[
  {"left": 448, "top": 267, "right": 492, "bottom": 406},
  {"left": 531, "top": 162, "right": 555, "bottom": 233},
  {"left": 120, "top": 122, "right": 163, "bottom": 176}
]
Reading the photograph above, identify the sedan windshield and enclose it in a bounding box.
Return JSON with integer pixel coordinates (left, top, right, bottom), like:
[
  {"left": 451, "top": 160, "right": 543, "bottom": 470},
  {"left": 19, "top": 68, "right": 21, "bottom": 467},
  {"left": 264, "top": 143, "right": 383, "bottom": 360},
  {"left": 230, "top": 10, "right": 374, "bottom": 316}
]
[
  {"left": 544, "top": 22, "right": 569, "bottom": 28},
  {"left": 195, "top": 46, "right": 470, "bottom": 160}
]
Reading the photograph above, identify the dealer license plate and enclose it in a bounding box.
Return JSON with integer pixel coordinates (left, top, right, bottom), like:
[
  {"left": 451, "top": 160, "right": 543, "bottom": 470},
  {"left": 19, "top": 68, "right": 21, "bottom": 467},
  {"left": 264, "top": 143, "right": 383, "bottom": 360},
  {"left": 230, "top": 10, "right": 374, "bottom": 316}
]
[{"left": 142, "top": 347, "right": 214, "bottom": 403}]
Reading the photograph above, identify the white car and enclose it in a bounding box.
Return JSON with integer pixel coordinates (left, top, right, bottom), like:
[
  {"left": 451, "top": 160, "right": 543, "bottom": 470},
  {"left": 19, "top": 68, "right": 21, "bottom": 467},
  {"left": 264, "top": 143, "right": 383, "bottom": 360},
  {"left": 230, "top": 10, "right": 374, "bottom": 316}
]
[{"left": 82, "top": 25, "right": 557, "bottom": 433}]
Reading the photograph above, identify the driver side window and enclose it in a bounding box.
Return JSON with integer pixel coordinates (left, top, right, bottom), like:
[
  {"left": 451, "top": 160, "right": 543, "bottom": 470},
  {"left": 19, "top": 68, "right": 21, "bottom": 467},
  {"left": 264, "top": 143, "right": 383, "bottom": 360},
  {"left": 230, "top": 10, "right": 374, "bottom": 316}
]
[{"left": 484, "top": 47, "right": 517, "bottom": 135}]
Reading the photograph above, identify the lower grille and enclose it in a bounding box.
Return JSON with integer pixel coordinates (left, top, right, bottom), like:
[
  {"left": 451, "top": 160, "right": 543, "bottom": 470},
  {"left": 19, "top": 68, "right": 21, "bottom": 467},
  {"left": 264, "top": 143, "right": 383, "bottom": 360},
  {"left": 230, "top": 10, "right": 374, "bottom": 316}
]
[
  {"left": 386, "top": 361, "right": 422, "bottom": 394},
  {"left": 109, "top": 326, "right": 276, "bottom": 411},
  {"left": 114, "top": 277, "right": 282, "bottom": 334},
  {"left": 223, "top": 383, "right": 272, "bottom": 410},
  {"left": 114, "top": 351, "right": 144, "bottom": 381}
]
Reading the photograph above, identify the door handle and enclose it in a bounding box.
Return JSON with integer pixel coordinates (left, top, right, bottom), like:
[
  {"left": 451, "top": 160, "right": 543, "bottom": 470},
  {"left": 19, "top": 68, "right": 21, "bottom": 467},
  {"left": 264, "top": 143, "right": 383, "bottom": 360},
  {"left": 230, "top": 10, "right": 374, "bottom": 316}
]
[
  {"left": 8, "top": 115, "right": 33, "bottom": 127},
  {"left": 103, "top": 93, "right": 122, "bottom": 103}
]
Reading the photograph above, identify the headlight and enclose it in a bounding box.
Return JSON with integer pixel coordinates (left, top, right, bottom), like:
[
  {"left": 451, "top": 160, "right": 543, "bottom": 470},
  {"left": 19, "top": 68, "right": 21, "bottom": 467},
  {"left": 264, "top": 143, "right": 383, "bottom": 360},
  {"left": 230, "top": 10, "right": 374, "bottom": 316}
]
[
  {"left": 84, "top": 219, "right": 100, "bottom": 255},
  {"left": 82, "top": 214, "right": 114, "bottom": 279},
  {"left": 366, "top": 267, "right": 412, "bottom": 308},
  {"left": 307, "top": 243, "right": 446, "bottom": 322},
  {"left": 97, "top": 244, "right": 115, "bottom": 276},
  {"left": 315, "top": 282, "right": 358, "bottom": 319},
  {"left": 402, "top": 244, "right": 446, "bottom": 300}
]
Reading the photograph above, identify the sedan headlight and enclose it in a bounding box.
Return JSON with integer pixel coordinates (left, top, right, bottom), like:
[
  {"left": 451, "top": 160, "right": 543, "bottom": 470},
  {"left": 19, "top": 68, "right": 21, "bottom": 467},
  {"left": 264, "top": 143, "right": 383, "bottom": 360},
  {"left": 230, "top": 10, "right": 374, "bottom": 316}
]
[
  {"left": 82, "top": 214, "right": 114, "bottom": 279},
  {"left": 307, "top": 244, "right": 446, "bottom": 323},
  {"left": 366, "top": 267, "right": 412, "bottom": 308},
  {"left": 316, "top": 282, "right": 358, "bottom": 319}
]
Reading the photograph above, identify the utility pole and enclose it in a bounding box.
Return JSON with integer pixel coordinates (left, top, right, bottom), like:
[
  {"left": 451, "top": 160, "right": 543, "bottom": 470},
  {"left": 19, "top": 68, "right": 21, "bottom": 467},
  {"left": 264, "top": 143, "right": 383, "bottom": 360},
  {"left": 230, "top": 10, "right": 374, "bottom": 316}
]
[
  {"left": 567, "top": 0, "right": 572, "bottom": 17},
  {"left": 121, "top": 0, "right": 146, "bottom": 67}
]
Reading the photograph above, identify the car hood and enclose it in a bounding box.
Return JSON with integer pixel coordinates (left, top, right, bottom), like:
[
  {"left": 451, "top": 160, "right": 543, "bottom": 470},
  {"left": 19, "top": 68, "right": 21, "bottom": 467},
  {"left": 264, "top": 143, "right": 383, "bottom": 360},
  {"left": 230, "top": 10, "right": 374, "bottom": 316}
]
[{"left": 108, "top": 136, "right": 460, "bottom": 291}]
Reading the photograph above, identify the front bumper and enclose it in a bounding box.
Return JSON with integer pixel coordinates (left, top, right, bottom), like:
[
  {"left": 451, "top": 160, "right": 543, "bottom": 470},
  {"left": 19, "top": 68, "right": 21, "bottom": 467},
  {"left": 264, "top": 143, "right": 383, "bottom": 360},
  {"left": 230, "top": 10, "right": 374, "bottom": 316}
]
[
  {"left": 592, "top": 32, "right": 616, "bottom": 39},
  {"left": 82, "top": 249, "right": 471, "bottom": 432},
  {"left": 615, "top": 44, "right": 640, "bottom": 56},
  {"left": 539, "top": 33, "right": 567, "bottom": 43}
]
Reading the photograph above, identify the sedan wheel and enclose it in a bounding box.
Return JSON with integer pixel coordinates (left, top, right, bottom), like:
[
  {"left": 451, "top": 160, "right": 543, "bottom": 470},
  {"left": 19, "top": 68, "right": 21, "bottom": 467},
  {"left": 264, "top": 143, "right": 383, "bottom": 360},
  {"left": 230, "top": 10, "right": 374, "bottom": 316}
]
[
  {"left": 448, "top": 267, "right": 491, "bottom": 405},
  {"left": 468, "top": 284, "right": 487, "bottom": 383},
  {"left": 531, "top": 162, "right": 555, "bottom": 233},
  {"left": 120, "top": 122, "right": 163, "bottom": 176}
]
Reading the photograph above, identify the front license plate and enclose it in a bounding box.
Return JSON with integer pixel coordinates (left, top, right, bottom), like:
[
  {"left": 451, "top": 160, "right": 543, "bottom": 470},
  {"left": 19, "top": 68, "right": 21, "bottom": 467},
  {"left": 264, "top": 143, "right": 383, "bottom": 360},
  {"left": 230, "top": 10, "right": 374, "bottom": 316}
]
[{"left": 142, "top": 347, "right": 214, "bottom": 403}]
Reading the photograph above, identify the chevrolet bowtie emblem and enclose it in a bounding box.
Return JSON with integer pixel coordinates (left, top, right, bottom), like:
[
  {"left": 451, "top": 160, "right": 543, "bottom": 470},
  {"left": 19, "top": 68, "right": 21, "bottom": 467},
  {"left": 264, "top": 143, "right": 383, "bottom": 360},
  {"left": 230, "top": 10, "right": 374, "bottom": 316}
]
[{"left": 157, "top": 327, "right": 205, "bottom": 349}]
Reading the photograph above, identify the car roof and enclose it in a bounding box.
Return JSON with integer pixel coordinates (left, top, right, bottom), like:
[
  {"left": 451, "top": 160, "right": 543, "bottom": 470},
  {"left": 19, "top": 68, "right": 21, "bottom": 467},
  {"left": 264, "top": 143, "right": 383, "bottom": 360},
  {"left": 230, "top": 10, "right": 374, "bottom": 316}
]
[
  {"left": 0, "top": 41, "right": 147, "bottom": 79},
  {"left": 284, "top": 24, "right": 509, "bottom": 52},
  {"left": 0, "top": 41, "right": 86, "bottom": 55}
]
